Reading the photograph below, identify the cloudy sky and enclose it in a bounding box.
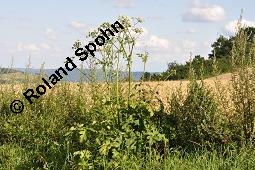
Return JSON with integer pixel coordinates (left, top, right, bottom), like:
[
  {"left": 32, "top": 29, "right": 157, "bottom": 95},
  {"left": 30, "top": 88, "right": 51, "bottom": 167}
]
[{"left": 1, "top": 0, "right": 255, "bottom": 72}]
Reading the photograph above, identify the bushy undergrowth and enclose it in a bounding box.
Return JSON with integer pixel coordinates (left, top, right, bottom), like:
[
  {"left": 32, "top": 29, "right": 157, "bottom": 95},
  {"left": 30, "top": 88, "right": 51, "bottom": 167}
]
[{"left": 1, "top": 16, "right": 255, "bottom": 169}]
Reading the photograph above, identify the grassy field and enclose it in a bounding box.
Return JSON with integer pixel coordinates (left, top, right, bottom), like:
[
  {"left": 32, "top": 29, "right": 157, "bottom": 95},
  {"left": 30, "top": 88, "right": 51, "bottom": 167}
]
[
  {"left": 1, "top": 18, "right": 255, "bottom": 169},
  {"left": 1, "top": 68, "right": 255, "bottom": 169}
]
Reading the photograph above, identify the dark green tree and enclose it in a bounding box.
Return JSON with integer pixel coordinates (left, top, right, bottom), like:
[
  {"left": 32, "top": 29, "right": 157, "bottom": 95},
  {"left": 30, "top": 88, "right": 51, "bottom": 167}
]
[
  {"left": 209, "top": 35, "right": 233, "bottom": 59},
  {"left": 141, "top": 72, "right": 151, "bottom": 81},
  {"left": 209, "top": 27, "right": 255, "bottom": 59},
  {"left": 244, "top": 26, "right": 255, "bottom": 42}
]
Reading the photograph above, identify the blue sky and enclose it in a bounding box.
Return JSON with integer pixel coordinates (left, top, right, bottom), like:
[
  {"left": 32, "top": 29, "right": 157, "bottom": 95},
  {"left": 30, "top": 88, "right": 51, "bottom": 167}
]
[{"left": 1, "top": 0, "right": 255, "bottom": 72}]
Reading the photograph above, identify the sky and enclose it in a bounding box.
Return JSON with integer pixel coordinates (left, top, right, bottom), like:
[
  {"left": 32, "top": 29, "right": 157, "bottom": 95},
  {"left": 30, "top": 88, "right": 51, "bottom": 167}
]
[{"left": 1, "top": 0, "right": 255, "bottom": 72}]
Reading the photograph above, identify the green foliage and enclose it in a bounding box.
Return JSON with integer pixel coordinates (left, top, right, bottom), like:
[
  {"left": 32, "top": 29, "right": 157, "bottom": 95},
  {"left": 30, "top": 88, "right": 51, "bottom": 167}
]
[
  {"left": 68, "top": 100, "right": 167, "bottom": 169},
  {"left": 141, "top": 72, "right": 151, "bottom": 81},
  {"left": 160, "top": 80, "right": 229, "bottom": 150},
  {"left": 209, "top": 35, "right": 234, "bottom": 59},
  {"left": 150, "top": 55, "right": 215, "bottom": 81}
]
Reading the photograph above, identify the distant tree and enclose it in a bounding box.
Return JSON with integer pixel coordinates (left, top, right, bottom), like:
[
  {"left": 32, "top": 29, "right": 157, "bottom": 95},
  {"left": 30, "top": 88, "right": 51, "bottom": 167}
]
[
  {"left": 167, "top": 61, "right": 178, "bottom": 70},
  {"left": 189, "top": 55, "right": 205, "bottom": 66},
  {"left": 141, "top": 72, "right": 151, "bottom": 81},
  {"left": 150, "top": 73, "right": 161, "bottom": 81},
  {"left": 209, "top": 27, "right": 255, "bottom": 59},
  {"left": 164, "top": 61, "right": 189, "bottom": 80},
  {"left": 244, "top": 27, "right": 255, "bottom": 42},
  {"left": 243, "top": 27, "right": 255, "bottom": 57},
  {"left": 209, "top": 35, "right": 233, "bottom": 59}
]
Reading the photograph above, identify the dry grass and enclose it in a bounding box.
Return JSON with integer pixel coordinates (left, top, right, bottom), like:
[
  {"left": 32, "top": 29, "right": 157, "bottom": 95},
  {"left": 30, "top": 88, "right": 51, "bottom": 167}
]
[{"left": 0, "top": 73, "right": 233, "bottom": 111}]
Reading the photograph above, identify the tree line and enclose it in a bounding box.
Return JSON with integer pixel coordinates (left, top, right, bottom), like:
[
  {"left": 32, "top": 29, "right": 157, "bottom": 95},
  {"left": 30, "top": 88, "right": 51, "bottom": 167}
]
[{"left": 142, "top": 27, "right": 255, "bottom": 81}]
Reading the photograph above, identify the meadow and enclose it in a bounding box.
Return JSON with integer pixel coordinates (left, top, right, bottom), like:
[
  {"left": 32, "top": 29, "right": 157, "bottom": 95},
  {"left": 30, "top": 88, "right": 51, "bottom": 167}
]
[{"left": 1, "top": 16, "right": 255, "bottom": 169}]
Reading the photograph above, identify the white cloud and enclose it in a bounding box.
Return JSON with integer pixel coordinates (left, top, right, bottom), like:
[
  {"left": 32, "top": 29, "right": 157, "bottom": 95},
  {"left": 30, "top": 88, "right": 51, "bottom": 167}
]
[
  {"left": 136, "top": 33, "right": 198, "bottom": 66},
  {"left": 171, "top": 40, "right": 197, "bottom": 58},
  {"left": 148, "top": 35, "right": 170, "bottom": 49},
  {"left": 185, "top": 28, "right": 197, "bottom": 34},
  {"left": 182, "top": 40, "right": 196, "bottom": 52},
  {"left": 142, "top": 39, "right": 199, "bottom": 67},
  {"left": 203, "top": 41, "right": 211, "bottom": 48},
  {"left": 45, "top": 28, "right": 56, "bottom": 40},
  {"left": 137, "top": 35, "right": 170, "bottom": 49},
  {"left": 146, "top": 16, "right": 163, "bottom": 21},
  {"left": 137, "top": 27, "right": 170, "bottom": 49},
  {"left": 17, "top": 43, "right": 40, "bottom": 52},
  {"left": 17, "top": 42, "right": 52, "bottom": 52},
  {"left": 40, "top": 43, "right": 51, "bottom": 50},
  {"left": 69, "top": 21, "right": 88, "bottom": 30},
  {"left": 113, "top": 0, "right": 135, "bottom": 8},
  {"left": 225, "top": 19, "right": 255, "bottom": 33},
  {"left": 182, "top": 1, "right": 225, "bottom": 22}
]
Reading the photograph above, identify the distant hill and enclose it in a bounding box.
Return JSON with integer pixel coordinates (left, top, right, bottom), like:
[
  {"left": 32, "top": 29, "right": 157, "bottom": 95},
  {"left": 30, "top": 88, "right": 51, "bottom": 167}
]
[
  {"left": 0, "top": 68, "right": 25, "bottom": 83},
  {"left": 0, "top": 72, "right": 38, "bottom": 84},
  {"left": 0, "top": 67, "right": 158, "bottom": 83},
  {"left": 0, "top": 68, "right": 22, "bottom": 74},
  {"left": 14, "top": 68, "right": 154, "bottom": 82}
]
